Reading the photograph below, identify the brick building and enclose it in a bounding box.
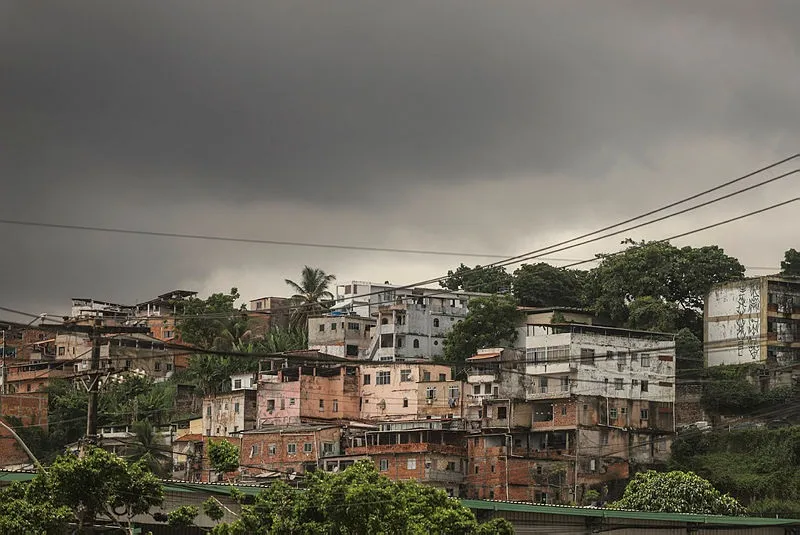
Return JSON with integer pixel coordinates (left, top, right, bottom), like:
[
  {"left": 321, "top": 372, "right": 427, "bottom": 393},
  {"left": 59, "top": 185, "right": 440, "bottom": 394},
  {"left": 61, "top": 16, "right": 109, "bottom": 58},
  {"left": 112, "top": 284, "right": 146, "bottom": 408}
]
[
  {"left": 239, "top": 425, "right": 342, "bottom": 480},
  {"left": 257, "top": 364, "right": 360, "bottom": 427}
]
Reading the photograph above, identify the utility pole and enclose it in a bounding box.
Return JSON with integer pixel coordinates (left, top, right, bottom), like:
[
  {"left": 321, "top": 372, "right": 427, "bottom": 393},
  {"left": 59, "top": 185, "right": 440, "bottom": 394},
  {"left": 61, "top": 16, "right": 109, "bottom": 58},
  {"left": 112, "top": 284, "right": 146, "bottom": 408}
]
[{"left": 85, "top": 320, "right": 102, "bottom": 445}]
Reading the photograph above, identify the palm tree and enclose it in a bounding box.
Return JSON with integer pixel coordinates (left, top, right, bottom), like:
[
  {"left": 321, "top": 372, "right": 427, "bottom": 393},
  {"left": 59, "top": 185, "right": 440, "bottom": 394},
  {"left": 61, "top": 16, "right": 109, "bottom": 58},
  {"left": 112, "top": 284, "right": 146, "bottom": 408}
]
[{"left": 285, "top": 266, "right": 336, "bottom": 330}]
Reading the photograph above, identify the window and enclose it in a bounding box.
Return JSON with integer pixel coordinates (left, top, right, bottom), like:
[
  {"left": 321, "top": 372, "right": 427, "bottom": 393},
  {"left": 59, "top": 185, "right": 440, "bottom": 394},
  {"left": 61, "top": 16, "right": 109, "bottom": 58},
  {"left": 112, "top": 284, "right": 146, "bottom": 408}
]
[
  {"left": 489, "top": 490, "right": 495, "bottom": 499},
  {"left": 641, "top": 354, "right": 650, "bottom": 367},
  {"left": 473, "top": 385, "right": 481, "bottom": 395},
  {"left": 268, "top": 444, "right": 276, "bottom": 455},
  {"left": 164, "top": 330, "right": 173, "bottom": 339},
  {"left": 346, "top": 344, "right": 359, "bottom": 357},
  {"left": 423, "top": 371, "right": 431, "bottom": 381},
  {"left": 125, "top": 360, "right": 132, "bottom": 369},
  {"left": 580, "top": 348, "right": 595, "bottom": 364},
  {"left": 250, "top": 444, "right": 260, "bottom": 457},
  {"left": 319, "top": 399, "right": 325, "bottom": 412},
  {"left": 485, "top": 384, "right": 492, "bottom": 394},
  {"left": 234, "top": 402, "right": 240, "bottom": 413},
  {"left": 206, "top": 428, "right": 211, "bottom": 436},
  {"left": 280, "top": 398, "right": 285, "bottom": 410},
  {"left": 433, "top": 318, "right": 440, "bottom": 328},
  {"left": 448, "top": 386, "right": 460, "bottom": 399},
  {"left": 333, "top": 399, "right": 339, "bottom": 413},
  {"left": 319, "top": 324, "right": 325, "bottom": 332},
  {"left": 609, "top": 407, "right": 618, "bottom": 419},
  {"left": 233, "top": 426, "right": 238, "bottom": 432},
  {"left": 403, "top": 398, "right": 409, "bottom": 407},
  {"left": 539, "top": 376, "right": 548, "bottom": 393},
  {"left": 304, "top": 443, "right": 313, "bottom": 453},
  {"left": 376, "top": 371, "right": 391, "bottom": 385},
  {"left": 640, "top": 409, "right": 649, "bottom": 420},
  {"left": 379, "top": 459, "right": 389, "bottom": 471},
  {"left": 497, "top": 406, "right": 507, "bottom": 420},
  {"left": 166, "top": 363, "right": 173, "bottom": 371},
  {"left": 490, "top": 465, "right": 495, "bottom": 473},
  {"left": 348, "top": 322, "right": 360, "bottom": 331},
  {"left": 363, "top": 374, "right": 371, "bottom": 385},
  {"left": 234, "top": 379, "right": 242, "bottom": 389},
  {"left": 407, "top": 458, "right": 416, "bottom": 470},
  {"left": 620, "top": 407, "right": 627, "bottom": 415},
  {"left": 26, "top": 384, "right": 31, "bottom": 392},
  {"left": 561, "top": 405, "right": 567, "bottom": 416},
  {"left": 289, "top": 398, "right": 296, "bottom": 406},
  {"left": 641, "top": 380, "right": 649, "bottom": 392},
  {"left": 475, "top": 466, "right": 479, "bottom": 474},
  {"left": 288, "top": 443, "right": 297, "bottom": 454},
  {"left": 614, "top": 378, "right": 624, "bottom": 390},
  {"left": 267, "top": 399, "right": 275, "bottom": 411},
  {"left": 154, "top": 362, "right": 162, "bottom": 372},
  {"left": 560, "top": 377, "right": 570, "bottom": 392},
  {"left": 426, "top": 387, "right": 436, "bottom": 400},
  {"left": 413, "top": 339, "right": 420, "bottom": 349},
  {"left": 330, "top": 322, "right": 337, "bottom": 331},
  {"left": 256, "top": 301, "right": 263, "bottom": 310},
  {"left": 206, "top": 406, "right": 212, "bottom": 416},
  {"left": 601, "top": 431, "right": 609, "bottom": 445},
  {"left": 447, "top": 461, "right": 457, "bottom": 471},
  {"left": 400, "top": 369, "right": 412, "bottom": 382},
  {"left": 323, "top": 442, "right": 334, "bottom": 455}
]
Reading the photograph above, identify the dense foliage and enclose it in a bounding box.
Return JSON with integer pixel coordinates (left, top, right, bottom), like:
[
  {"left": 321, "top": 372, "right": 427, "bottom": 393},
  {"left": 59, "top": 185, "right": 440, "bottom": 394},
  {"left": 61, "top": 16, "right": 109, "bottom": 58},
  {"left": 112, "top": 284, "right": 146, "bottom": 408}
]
[
  {"left": 512, "top": 263, "right": 586, "bottom": 308},
  {"left": 177, "top": 288, "right": 247, "bottom": 349},
  {"left": 700, "top": 365, "right": 796, "bottom": 414},
  {"left": 782, "top": 248, "right": 800, "bottom": 277},
  {"left": 443, "top": 295, "right": 523, "bottom": 364},
  {"left": 208, "top": 439, "right": 241, "bottom": 474},
  {"left": 440, "top": 264, "right": 514, "bottom": 294},
  {"left": 211, "top": 461, "right": 514, "bottom": 534},
  {"left": 609, "top": 470, "right": 744, "bottom": 515}
]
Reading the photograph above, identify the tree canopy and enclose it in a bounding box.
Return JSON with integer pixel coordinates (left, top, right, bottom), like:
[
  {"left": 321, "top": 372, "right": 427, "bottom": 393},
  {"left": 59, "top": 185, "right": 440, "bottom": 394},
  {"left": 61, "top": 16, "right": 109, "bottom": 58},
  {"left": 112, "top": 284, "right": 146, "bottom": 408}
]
[
  {"left": 585, "top": 240, "right": 745, "bottom": 334},
  {"left": 512, "top": 263, "right": 586, "bottom": 308},
  {"left": 285, "top": 266, "right": 336, "bottom": 331},
  {"left": 211, "top": 461, "right": 513, "bottom": 534},
  {"left": 177, "top": 288, "right": 248, "bottom": 349},
  {"left": 443, "top": 295, "right": 522, "bottom": 364},
  {"left": 440, "top": 264, "right": 513, "bottom": 294},
  {"left": 609, "top": 470, "right": 744, "bottom": 515},
  {"left": 781, "top": 248, "right": 800, "bottom": 277}
]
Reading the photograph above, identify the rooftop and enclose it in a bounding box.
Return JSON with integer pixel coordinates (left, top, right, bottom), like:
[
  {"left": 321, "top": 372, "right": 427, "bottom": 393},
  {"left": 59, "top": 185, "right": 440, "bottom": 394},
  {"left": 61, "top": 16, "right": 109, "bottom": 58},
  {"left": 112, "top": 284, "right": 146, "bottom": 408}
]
[{"left": 531, "top": 323, "right": 675, "bottom": 341}]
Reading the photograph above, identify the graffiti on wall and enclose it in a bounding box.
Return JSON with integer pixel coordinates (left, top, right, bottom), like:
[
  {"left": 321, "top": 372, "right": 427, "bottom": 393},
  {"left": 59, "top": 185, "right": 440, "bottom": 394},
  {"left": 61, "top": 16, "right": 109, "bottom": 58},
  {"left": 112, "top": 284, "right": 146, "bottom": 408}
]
[{"left": 735, "top": 283, "right": 760, "bottom": 360}]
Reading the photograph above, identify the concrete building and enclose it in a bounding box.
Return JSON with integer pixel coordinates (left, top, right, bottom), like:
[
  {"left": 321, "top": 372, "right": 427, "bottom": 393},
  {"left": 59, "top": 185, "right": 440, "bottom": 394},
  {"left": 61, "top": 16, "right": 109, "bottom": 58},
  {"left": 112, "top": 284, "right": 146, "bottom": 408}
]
[
  {"left": 307, "top": 314, "right": 375, "bottom": 358},
  {"left": 247, "top": 296, "right": 291, "bottom": 335},
  {"left": 359, "top": 362, "right": 462, "bottom": 422},
  {"left": 130, "top": 290, "right": 197, "bottom": 342},
  {"left": 333, "top": 281, "right": 487, "bottom": 361},
  {"left": 257, "top": 364, "right": 360, "bottom": 427},
  {"left": 69, "top": 298, "right": 135, "bottom": 325},
  {"left": 463, "top": 324, "right": 677, "bottom": 504},
  {"left": 239, "top": 424, "right": 342, "bottom": 480},
  {"left": 705, "top": 276, "right": 800, "bottom": 372},
  {"left": 54, "top": 332, "right": 178, "bottom": 380},
  {"left": 346, "top": 419, "right": 468, "bottom": 497},
  {"left": 202, "top": 389, "right": 258, "bottom": 437}
]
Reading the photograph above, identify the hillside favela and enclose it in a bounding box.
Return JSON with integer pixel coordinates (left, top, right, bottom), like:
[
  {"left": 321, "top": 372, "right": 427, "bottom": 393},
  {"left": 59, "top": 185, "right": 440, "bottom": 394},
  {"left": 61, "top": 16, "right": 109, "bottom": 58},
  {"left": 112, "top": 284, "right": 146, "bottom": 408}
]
[{"left": 3, "top": 1, "right": 800, "bottom": 533}]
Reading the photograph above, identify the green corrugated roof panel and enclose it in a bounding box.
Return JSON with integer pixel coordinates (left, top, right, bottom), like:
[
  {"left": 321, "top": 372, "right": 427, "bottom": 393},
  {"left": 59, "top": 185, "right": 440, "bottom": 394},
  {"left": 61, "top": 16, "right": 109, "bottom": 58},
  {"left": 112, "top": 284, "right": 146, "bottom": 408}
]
[{"left": 460, "top": 499, "right": 800, "bottom": 526}]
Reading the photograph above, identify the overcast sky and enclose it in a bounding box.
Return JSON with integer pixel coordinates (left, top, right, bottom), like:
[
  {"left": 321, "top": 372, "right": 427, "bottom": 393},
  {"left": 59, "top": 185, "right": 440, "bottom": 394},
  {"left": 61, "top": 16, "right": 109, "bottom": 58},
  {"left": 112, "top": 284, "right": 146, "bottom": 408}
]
[{"left": 1, "top": 0, "right": 798, "bottom": 318}]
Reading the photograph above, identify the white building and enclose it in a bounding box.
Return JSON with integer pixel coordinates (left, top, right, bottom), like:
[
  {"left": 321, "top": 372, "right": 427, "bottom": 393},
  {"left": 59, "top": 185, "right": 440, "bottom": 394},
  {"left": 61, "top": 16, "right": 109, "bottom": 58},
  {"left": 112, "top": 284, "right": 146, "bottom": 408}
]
[
  {"left": 705, "top": 276, "right": 800, "bottom": 368},
  {"left": 307, "top": 314, "right": 376, "bottom": 358},
  {"left": 523, "top": 323, "right": 676, "bottom": 404}
]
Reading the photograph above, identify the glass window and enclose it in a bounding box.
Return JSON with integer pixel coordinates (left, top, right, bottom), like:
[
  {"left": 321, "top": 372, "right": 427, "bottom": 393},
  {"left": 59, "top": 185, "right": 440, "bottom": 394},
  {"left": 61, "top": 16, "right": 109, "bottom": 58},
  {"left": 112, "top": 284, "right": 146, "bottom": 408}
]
[
  {"left": 288, "top": 443, "right": 297, "bottom": 454},
  {"left": 376, "top": 371, "right": 391, "bottom": 385}
]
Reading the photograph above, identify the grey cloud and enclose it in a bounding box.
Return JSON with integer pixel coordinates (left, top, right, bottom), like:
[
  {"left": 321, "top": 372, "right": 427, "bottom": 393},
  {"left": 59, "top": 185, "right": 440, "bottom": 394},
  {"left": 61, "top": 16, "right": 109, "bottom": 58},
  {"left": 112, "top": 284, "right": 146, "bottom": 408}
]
[{"left": 0, "top": 0, "right": 798, "bottom": 315}]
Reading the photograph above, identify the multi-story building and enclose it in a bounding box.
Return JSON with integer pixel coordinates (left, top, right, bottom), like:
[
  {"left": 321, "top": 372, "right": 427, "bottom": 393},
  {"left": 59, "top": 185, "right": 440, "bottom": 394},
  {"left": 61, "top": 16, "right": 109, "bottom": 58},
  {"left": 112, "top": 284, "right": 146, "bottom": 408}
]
[
  {"left": 54, "top": 332, "right": 178, "bottom": 379},
  {"left": 705, "top": 276, "right": 800, "bottom": 377},
  {"left": 3, "top": 361, "right": 76, "bottom": 393},
  {"left": 307, "top": 314, "right": 375, "bottom": 358},
  {"left": 257, "top": 364, "right": 360, "bottom": 427},
  {"left": 131, "top": 290, "right": 197, "bottom": 342},
  {"left": 239, "top": 424, "right": 343, "bottom": 480},
  {"left": 464, "top": 323, "right": 676, "bottom": 504},
  {"left": 248, "top": 296, "right": 291, "bottom": 336},
  {"left": 202, "top": 389, "right": 258, "bottom": 437},
  {"left": 69, "top": 298, "right": 135, "bottom": 325},
  {"left": 333, "top": 282, "right": 487, "bottom": 361},
  {"left": 359, "top": 362, "right": 462, "bottom": 422},
  {"left": 345, "top": 419, "right": 467, "bottom": 497}
]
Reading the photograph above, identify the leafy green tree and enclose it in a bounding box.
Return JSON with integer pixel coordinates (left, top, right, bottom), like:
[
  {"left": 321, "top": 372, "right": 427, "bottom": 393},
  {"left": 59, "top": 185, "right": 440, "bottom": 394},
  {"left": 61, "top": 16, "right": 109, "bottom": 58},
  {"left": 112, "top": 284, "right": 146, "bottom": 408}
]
[
  {"left": 0, "top": 482, "right": 72, "bottom": 534},
  {"left": 128, "top": 420, "right": 173, "bottom": 477},
  {"left": 781, "top": 248, "right": 800, "bottom": 277},
  {"left": 626, "top": 296, "right": 680, "bottom": 332},
  {"left": 257, "top": 326, "right": 308, "bottom": 354},
  {"left": 19, "top": 447, "right": 165, "bottom": 532},
  {"left": 285, "top": 266, "right": 336, "bottom": 331},
  {"left": 187, "top": 354, "right": 244, "bottom": 397},
  {"left": 440, "top": 264, "right": 513, "bottom": 294},
  {"left": 675, "top": 327, "right": 703, "bottom": 372},
  {"left": 211, "top": 461, "right": 513, "bottom": 534},
  {"left": 610, "top": 470, "right": 745, "bottom": 515},
  {"left": 443, "top": 296, "right": 523, "bottom": 364},
  {"left": 585, "top": 240, "right": 744, "bottom": 332},
  {"left": 46, "top": 379, "right": 89, "bottom": 452},
  {"left": 512, "top": 263, "right": 586, "bottom": 308},
  {"left": 203, "top": 497, "right": 226, "bottom": 522},
  {"left": 168, "top": 505, "right": 200, "bottom": 527},
  {"left": 177, "top": 288, "right": 245, "bottom": 349},
  {"left": 208, "top": 439, "right": 240, "bottom": 475}
]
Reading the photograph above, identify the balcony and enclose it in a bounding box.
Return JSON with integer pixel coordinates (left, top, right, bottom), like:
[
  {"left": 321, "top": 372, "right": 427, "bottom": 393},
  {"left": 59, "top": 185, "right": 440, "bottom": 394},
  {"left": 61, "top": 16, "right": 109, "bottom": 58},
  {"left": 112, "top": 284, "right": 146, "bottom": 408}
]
[
  {"left": 424, "top": 469, "right": 465, "bottom": 484},
  {"left": 466, "top": 373, "right": 498, "bottom": 384},
  {"left": 466, "top": 393, "right": 496, "bottom": 406},
  {"left": 347, "top": 443, "right": 465, "bottom": 456},
  {"left": 525, "top": 386, "right": 573, "bottom": 401}
]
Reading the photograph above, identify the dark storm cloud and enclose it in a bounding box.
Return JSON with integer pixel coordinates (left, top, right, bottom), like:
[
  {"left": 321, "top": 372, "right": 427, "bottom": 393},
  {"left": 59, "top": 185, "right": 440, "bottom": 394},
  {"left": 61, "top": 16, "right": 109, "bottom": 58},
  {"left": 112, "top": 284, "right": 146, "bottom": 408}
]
[{"left": 0, "top": 0, "right": 798, "bottom": 315}]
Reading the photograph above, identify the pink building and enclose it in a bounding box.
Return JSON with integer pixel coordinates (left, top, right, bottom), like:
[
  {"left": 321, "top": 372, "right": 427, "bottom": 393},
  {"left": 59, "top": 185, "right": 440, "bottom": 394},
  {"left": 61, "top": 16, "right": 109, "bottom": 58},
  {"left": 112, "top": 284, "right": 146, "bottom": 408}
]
[{"left": 257, "top": 365, "right": 360, "bottom": 426}]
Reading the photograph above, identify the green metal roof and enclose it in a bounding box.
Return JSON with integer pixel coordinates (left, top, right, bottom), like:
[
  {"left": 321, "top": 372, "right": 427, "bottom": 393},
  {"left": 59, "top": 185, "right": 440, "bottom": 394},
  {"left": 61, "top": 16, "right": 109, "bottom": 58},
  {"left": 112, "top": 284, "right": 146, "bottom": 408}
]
[{"left": 460, "top": 499, "right": 800, "bottom": 526}]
